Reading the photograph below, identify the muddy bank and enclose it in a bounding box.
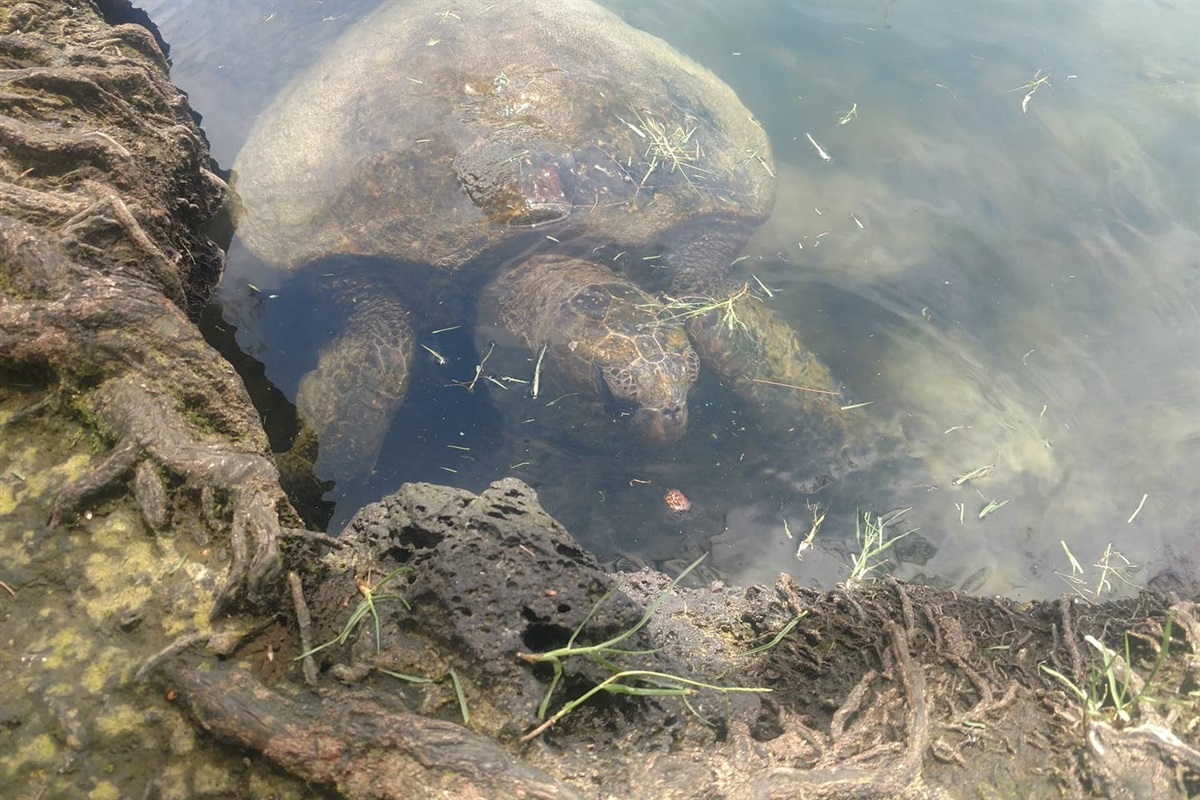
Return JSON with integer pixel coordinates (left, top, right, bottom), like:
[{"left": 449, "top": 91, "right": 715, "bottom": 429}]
[{"left": 0, "top": 2, "right": 1197, "bottom": 799}]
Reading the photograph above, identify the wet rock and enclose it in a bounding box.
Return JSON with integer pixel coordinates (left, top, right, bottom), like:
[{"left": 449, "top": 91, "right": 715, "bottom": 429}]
[{"left": 328, "top": 478, "right": 761, "bottom": 738}]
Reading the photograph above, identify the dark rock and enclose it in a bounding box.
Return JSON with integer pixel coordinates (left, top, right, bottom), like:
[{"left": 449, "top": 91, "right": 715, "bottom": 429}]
[{"left": 334, "top": 478, "right": 741, "bottom": 736}]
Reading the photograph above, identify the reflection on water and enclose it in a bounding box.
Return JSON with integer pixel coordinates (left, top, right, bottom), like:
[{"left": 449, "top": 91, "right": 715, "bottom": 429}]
[{"left": 145, "top": 0, "right": 1199, "bottom": 600}]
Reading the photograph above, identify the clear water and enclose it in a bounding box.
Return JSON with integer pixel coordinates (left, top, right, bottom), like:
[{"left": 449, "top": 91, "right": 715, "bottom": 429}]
[{"left": 144, "top": 0, "right": 1199, "bottom": 599}]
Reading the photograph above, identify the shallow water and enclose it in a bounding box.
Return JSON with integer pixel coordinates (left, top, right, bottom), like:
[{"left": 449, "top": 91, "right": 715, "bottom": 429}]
[{"left": 144, "top": 0, "right": 1199, "bottom": 600}]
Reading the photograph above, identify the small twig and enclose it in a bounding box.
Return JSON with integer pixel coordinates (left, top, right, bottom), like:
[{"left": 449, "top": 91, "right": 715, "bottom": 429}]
[
  {"left": 281, "top": 527, "right": 344, "bottom": 549},
  {"left": 135, "top": 632, "right": 208, "bottom": 682},
  {"left": 751, "top": 378, "right": 841, "bottom": 396},
  {"left": 288, "top": 571, "right": 318, "bottom": 687}
]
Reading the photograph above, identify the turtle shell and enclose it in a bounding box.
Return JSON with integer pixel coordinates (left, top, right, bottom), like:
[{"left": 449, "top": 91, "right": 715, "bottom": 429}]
[{"left": 233, "top": 0, "right": 775, "bottom": 272}]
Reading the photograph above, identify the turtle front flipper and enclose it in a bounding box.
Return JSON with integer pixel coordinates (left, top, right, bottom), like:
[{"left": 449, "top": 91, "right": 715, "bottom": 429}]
[
  {"left": 294, "top": 290, "right": 414, "bottom": 486},
  {"left": 666, "top": 249, "right": 871, "bottom": 491}
]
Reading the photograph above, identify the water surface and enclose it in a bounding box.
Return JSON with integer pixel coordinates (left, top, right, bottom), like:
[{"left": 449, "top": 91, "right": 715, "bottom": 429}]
[{"left": 144, "top": 0, "right": 1200, "bottom": 599}]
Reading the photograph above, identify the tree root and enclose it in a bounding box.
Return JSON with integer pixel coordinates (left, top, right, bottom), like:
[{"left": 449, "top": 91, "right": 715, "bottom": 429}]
[
  {"left": 289, "top": 571, "right": 319, "bottom": 687},
  {"left": 752, "top": 621, "right": 949, "bottom": 799},
  {"left": 70, "top": 374, "right": 295, "bottom": 615},
  {"left": 158, "top": 657, "right": 584, "bottom": 800},
  {"left": 1, "top": 217, "right": 314, "bottom": 617},
  {"left": 0, "top": 5, "right": 227, "bottom": 314},
  {"left": 0, "top": 2, "right": 300, "bottom": 618}
]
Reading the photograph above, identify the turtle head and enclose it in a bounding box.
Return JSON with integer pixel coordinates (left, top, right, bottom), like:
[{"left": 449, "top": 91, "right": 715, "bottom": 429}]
[
  {"left": 484, "top": 255, "right": 701, "bottom": 447},
  {"left": 594, "top": 325, "right": 700, "bottom": 446},
  {"left": 456, "top": 140, "right": 575, "bottom": 225},
  {"left": 628, "top": 394, "right": 690, "bottom": 445}
]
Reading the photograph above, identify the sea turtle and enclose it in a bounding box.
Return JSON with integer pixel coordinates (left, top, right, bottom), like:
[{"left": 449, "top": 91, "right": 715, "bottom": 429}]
[{"left": 233, "top": 0, "right": 864, "bottom": 487}]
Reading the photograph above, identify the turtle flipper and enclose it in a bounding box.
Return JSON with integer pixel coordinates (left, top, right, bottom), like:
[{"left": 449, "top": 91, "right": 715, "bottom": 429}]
[
  {"left": 675, "top": 280, "right": 872, "bottom": 490},
  {"left": 295, "top": 291, "right": 414, "bottom": 486}
]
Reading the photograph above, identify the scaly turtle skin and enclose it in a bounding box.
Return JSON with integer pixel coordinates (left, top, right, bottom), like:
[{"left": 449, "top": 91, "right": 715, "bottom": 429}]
[
  {"left": 233, "top": 0, "right": 863, "bottom": 487},
  {"left": 479, "top": 255, "right": 700, "bottom": 445}
]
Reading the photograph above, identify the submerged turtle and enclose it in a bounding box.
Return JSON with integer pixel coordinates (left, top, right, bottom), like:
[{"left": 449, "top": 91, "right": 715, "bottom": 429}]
[{"left": 234, "top": 0, "right": 864, "bottom": 487}]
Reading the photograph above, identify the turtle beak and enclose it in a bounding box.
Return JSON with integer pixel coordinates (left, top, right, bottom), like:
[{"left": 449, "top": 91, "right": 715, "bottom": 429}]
[{"left": 630, "top": 401, "right": 688, "bottom": 445}]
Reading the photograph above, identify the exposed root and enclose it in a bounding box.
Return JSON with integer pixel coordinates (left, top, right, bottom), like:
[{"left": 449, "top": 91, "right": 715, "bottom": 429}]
[
  {"left": 752, "top": 622, "right": 948, "bottom": 799},
  {"left": 0, "top": 4, "right": 306, "bottom": 615},
  {"left": 1169, "top": 599, "right": 1200, "bottom": 651},
  {"left": 159, "top": 658, "right": 584, "bottom": 800},
  {"left": 134, "top": 632, "right": 208, "bottom": 682},
  {"left": 45, "top": 373, "right": 298, "bottom": 615},
  {"left": 0, "top": 235, "right": 308, "bottom": 615},
  {"left": 48, "top": 437, "right": 141, "bottom": 526},
  {"left": 289, "top": 571, "right": 319, "bottom": 687},
  {"left": 1057, "top": 594, "right": 1085, "bottom": 681},
  {"left": 829, "top": 669, "right": 876, "bottom": 739}
]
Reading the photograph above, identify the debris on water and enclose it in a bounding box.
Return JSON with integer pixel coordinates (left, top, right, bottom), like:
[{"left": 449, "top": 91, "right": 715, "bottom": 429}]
[
  {"left": 804, "top": 132, "right": 831, "bottom": 161},
  {"left": 664, "top": 489, "right": 691, "bottom": 513}
]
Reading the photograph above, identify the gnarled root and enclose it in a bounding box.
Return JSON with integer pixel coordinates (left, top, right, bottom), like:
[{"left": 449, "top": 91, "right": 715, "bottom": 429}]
[
  {"left": 157, "top": 656, "right": 583, "bottom": 800},
  {"left": 0, "top": 0, "right": 313, "bottom": 618},
  {"left": 1, "top": 222, "right": 315, "bottom": 616},
  {"left": 54, "top": 375, "right": 292, "bottom": 615},
  {"left": 752, "top": 620, "right": 948, "bottom": 800}
]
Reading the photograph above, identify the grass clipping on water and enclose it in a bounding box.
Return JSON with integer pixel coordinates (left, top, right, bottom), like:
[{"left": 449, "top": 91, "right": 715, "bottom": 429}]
[
  {"left": 846, "top": 508, "right": 917, "bottom": 586},
  {"left": 640, "top": 283, "right": 753, "bottom": 336}
]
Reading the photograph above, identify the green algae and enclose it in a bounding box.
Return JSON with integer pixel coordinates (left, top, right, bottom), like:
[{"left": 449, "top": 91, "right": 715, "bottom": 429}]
[
  {"left": 82, "top": 646, "right": 133, "bottom": 696},
  {"left": 165, "top": 712, "right": 197, "bottom": 756},
  {"left": 82, "top": 513, "right": 158, "bottom": 626},
  {"left": 88, "top": 781, "right": 122, "bottom": 800},
  {"left": 0, "top": 391, "right": 310, "bottom": 798},
  {"left": 248, "top": 772, "right": 310, "bottom": 800},
  {"left": 94, "top": 702, "right": 154, "bottom": 743},
  {"left": 192, "top": 762, "right": 237, "bottom": 795},
  {"left": 2, "top": 733, "right": 59, "bottom": 779}
]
